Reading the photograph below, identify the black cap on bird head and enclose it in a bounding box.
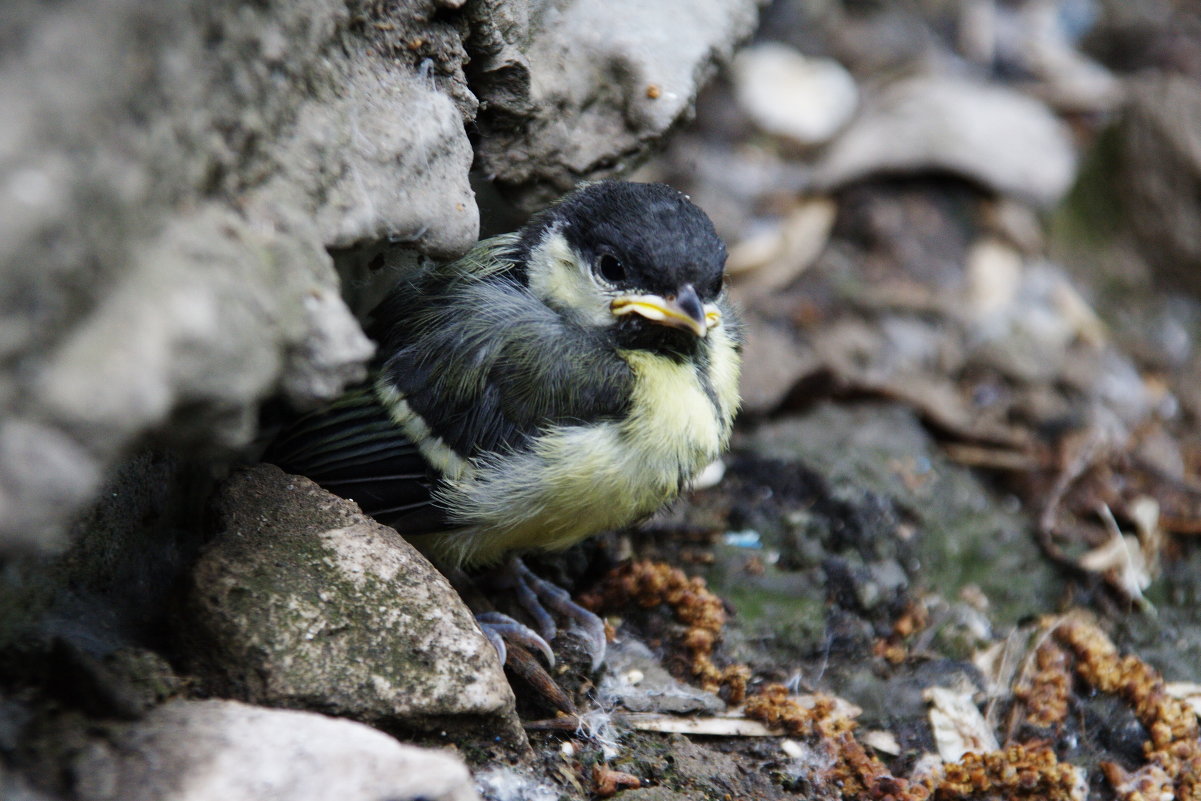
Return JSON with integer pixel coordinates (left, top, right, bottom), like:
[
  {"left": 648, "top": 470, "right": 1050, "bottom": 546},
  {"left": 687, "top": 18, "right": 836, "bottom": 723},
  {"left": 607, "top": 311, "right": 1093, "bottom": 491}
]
[
  {"left": 516, "top": 182, "right": 729, "bottom": 355},
  {"left": 549, "top": 182, "right": 726, "bottom": 296}
]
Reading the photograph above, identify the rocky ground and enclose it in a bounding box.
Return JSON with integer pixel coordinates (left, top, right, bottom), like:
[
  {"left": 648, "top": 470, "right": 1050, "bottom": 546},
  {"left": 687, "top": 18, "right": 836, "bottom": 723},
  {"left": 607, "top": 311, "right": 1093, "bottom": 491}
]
[{"left": 4, "top": 1, "right": 1201, "bottom": 800}]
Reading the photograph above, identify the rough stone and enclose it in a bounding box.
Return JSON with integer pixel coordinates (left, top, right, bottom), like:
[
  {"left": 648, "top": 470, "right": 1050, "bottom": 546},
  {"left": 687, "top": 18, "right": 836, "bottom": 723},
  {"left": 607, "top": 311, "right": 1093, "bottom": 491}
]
[
  {"left": 474, "top": 766, "right": 564, "bottom": 801},
  {"left": 612, "top": 790, "right": 694, "bottom": 801},
  {"left": 742, "top": 403, "right": 1061, "bottom": 627},
  {"left": 732, "top": 308, "right": 821, "bottom": 415},
  {"left": 181, "top": 464, "right": 520, "bottom": 739},
  {"left": 66, "top": 698, "right": 481, "bottom": 801},
  {"left": 1, "top": 0, "right": 485, "bottom": 554},
  {"left": 474, "top": 0, "right": 764, "bottom": 207}
]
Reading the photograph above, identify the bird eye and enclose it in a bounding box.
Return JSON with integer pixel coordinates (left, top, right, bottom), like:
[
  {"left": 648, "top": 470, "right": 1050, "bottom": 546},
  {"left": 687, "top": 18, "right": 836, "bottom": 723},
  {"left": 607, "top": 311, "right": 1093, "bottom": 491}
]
[
  {"left": 597, "top": 253, "right": 626, "bottom": 284},
  {"left": 708, "top": 274, "right": 724, "bottom": 296}
]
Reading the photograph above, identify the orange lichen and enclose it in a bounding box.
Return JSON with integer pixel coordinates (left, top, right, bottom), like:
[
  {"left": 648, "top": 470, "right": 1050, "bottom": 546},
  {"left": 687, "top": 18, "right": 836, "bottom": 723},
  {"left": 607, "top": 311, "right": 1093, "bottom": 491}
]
[
  {"left": 745, "top": 682, "right": 1093, "bottom": 801},
  {"left": 935, "top": 744, "right": 1083, "bottom": 800},
  {"left": 744, "top": 684, "right": 854, "bottom": 738},
  {"left": 1054, "top": 618, "right": 1201, "bottom": 801},
  {"left": 746, "top": 684, "right": 928, "bottom": 800},
  {"left": 1016, "top": 639, "right": 1073, "bottom": 728},
  {"left": 893, "top": 601, "right": 930, "bottom": 638},
  {"left": 874, "top": 600, "right": 930, "bottom": 664},
  {"left": 581, "top": 560, "right": 747, "bottom": 701},
  {"left": 874, "top": 639, "right": 910, "bottom": 665}
]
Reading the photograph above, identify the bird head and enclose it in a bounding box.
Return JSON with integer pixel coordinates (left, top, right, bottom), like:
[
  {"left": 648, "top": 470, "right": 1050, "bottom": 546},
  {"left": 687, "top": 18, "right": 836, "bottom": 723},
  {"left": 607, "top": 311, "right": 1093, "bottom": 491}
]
[{"left": 514, "top": 182, "right": 728, "bottom": 353}]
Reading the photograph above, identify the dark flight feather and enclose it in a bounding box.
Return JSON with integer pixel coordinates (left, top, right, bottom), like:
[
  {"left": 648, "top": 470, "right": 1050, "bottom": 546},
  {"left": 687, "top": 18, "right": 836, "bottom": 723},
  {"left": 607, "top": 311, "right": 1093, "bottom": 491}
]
[{"left": 262, "top": 387, "right": 446, "bottom": 532}]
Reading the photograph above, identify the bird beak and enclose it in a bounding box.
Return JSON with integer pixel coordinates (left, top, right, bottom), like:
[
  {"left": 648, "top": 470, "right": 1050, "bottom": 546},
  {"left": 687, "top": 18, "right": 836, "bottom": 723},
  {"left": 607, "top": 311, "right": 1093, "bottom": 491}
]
[{"left": 610, "top": 284, "right": 718, "bottom": 338}]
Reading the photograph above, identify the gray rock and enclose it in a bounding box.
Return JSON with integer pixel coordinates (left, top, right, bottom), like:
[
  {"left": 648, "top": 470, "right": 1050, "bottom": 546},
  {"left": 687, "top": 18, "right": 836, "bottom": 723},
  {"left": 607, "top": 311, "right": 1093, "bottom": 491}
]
[
  {"left": 42, "top": 644, "right": 183, "bottom": 721},
  {"left": 732, "top": 308, "right": 821, "bottom": 415},
  {"left": 182, "top": 464, "right": 520, "bottom": 739},
  {"left": 0, "top": 450, "right": 205, "bottom": 659},
  {"left": 743, "top": 402, "right": 1061, "bottom": 627},
  {"left": 814, "top": 75, "right": 1077, "bottom": 207},
  {"left": 68, "top": 698, "right": 481, "bottom": 801},
  {"left": 475, "top": 766, "right": 564, "bottom": 801},
  {"left": 610, "top": 788, "right": 698, "bottom": 801},
  {"left": 474, "top": 0, "right": 763, "bottom": 207},
  {"left": 2, "top": 0, "right": 482, "bottom": 554},
  {"left": 0, "top": 420, "right": 100, "bottom": 554}
]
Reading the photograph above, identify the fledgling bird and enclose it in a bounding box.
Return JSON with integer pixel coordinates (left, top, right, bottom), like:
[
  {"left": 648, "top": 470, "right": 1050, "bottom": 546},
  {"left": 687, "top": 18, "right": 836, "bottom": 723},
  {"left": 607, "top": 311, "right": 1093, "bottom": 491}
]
[{"left": 264, "top": 181, "right": 741, "bottom": 661}]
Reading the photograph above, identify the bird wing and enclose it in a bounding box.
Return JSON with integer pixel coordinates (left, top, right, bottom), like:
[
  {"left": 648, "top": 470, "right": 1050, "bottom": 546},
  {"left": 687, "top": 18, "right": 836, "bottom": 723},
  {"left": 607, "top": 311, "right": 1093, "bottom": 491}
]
[
  {"left": 261, "top": 387, "right": 449, "bottom": 533},
  {"left": 266, "top": 240, "right": 634, "bottom": 536},
  {"left": 370, "top": 245, "right": 634, "bottom": 462}
]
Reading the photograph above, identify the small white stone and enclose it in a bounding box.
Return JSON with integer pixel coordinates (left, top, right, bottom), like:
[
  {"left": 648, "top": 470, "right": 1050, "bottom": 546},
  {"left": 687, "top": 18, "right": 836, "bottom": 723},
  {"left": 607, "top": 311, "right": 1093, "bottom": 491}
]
[
  {"left": 733, "top": 43, "right": 859, "bottom": 146},
  {"left": 780, "top": 738, "right": 805, "bottom": 759},
  {"left": 71, "top": 700, "right": 483, "bottom": 801}
]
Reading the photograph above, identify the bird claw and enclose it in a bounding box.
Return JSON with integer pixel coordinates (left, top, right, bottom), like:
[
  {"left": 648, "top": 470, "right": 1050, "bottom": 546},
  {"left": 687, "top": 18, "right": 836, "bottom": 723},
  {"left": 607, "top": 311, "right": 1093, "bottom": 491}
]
[
  {"left": 479, "top": 620, "right": 509, "bottom": 665},
  {"left": 475, "top": 611, "right": 555, "bottom": 668},
  {"left": 497, "top": 557, "right": 608, "bottom": 673}
]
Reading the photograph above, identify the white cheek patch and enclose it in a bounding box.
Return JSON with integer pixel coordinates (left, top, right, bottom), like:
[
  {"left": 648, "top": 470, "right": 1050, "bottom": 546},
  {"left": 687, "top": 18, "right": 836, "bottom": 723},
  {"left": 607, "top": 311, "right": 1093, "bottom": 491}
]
[{"left": 527, "top": 231, "right": 612, "bottom": 328}]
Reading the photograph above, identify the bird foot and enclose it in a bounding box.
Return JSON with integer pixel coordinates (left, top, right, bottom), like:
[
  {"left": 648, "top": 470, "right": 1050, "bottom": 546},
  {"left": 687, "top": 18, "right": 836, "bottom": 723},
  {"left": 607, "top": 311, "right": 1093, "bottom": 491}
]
[
  {"left": 476, "top": 611, "right": 577, "bottom": 714},
  {"left": 492, "top": 556, "right": 608, "bottom": 673},
  {"left": 475, "top": 611, "right": 555, "bottom": 668}
]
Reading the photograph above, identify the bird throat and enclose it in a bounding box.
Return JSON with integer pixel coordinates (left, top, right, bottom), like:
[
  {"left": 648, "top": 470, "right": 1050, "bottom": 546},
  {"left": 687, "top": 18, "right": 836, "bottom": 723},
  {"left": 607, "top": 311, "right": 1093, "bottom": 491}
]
[{"left": 612, "top": 316, "right": 702, "bottom": 363}]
